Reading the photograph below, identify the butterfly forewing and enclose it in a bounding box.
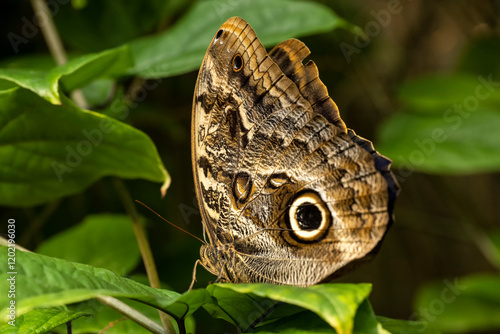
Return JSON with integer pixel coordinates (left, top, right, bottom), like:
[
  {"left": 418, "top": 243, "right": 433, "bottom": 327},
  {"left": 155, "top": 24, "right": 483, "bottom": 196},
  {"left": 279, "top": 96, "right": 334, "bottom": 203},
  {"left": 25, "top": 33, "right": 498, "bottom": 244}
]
[{"left": 192, "top": 17, "right": 399, "bottom": 286}]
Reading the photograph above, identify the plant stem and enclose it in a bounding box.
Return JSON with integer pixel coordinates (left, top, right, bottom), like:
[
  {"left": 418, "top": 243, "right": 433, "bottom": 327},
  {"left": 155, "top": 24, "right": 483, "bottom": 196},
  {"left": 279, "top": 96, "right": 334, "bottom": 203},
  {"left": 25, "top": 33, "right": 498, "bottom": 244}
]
[
  {"left": 29, "top": 1, "right": 175, "bottom": 332},
  {"left": 113, "top": 178, "right": 176, "bottom": 333},
  {"left": 29, "top": 0, "right": 66, "bottom": 65},
  {"left": 29, "top": 0, "right": 87, "bottom": 107},
  {"left": 0, "top": 236, "right": 30, "bottom": 252},
  {"left": 97, "top": 296, "right": 165, "bottom": 334}
]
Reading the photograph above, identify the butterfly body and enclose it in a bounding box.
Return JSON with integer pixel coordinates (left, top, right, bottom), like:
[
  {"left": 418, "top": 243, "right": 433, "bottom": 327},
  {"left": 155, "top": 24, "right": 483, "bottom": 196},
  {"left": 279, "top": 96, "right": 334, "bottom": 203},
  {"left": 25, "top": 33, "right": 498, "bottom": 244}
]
[{"left": 192, "top": 17, "right": 399, "bottom": 286}]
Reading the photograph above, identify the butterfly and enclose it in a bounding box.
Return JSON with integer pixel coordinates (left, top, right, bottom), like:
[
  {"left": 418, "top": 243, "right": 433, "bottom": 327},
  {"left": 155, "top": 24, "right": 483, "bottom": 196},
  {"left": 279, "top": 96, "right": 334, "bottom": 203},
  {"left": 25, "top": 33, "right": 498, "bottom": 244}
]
[{"left": 191, "top": 17, "right": 399, "bottom": 286}]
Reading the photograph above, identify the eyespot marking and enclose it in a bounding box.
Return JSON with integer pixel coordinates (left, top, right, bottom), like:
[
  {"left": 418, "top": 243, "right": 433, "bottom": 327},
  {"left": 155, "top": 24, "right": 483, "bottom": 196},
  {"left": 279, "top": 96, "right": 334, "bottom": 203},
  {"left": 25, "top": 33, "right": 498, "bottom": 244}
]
[
  {"left": 266, "top": 173, "right": 288, "bottom": 189},
  {"left": 233, "top": 172, "right": 252, "bottom": 203},
  {"left": 233, "top": 54, "right": 243, "bottom": 72},
  {"left": 286, "top": 191, "right": 331, "bottom": 242},
  {"left": 215, "top": 29, "right": 223, "bottom": 41}
]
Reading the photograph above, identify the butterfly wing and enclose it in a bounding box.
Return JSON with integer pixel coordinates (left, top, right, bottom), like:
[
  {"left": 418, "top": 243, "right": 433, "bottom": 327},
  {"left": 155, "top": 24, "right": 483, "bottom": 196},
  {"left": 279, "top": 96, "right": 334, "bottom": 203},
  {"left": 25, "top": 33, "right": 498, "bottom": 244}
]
[{"left": 192, "top": 17, "right": 399, "bottom": 286}]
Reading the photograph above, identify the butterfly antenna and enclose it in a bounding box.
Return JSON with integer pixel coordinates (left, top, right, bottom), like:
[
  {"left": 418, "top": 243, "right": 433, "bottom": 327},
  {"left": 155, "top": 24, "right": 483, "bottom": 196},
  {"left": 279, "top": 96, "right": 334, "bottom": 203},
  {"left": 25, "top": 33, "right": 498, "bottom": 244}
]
[{"left": 135, "top": 200, "right": 206, "bottom": 244}]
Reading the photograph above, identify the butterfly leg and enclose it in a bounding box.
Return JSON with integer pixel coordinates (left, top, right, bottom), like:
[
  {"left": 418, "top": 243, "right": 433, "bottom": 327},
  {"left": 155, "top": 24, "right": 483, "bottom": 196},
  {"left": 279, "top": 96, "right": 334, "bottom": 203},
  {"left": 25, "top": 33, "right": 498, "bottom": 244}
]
[{"left": 188, "top": 259, "right": 202, "bottom": 291}]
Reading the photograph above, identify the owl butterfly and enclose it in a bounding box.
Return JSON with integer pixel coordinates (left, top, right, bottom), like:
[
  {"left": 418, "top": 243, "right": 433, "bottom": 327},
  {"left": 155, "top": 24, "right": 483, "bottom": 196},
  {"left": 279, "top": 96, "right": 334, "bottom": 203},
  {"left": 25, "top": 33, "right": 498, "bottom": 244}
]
[{"left": 191, "top": 17, "right": 399, "bottom": 286}]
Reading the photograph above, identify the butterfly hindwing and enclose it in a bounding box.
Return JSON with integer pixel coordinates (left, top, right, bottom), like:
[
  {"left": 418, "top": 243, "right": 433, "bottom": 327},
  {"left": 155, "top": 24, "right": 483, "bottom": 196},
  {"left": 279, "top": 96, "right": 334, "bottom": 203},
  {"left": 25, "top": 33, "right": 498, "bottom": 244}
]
[{"left": 192, "top": 17, "right": 399, "bottom": 286}]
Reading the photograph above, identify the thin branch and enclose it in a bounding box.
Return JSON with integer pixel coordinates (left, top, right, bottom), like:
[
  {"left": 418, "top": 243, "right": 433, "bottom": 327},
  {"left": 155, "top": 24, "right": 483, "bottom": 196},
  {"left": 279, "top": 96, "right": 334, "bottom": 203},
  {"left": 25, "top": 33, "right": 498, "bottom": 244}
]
[
  {"left": 0, "top": 236, "right": 31, "bottom": 252},
  {"left": 97, "top": 296, "right": 165, "bottom": 334},
  {"left": 98, "top": 317, "right": 127, "bottom": 334},
  {"left": 0, "top": 239, "right": 174, "bottom": 333},
  {"left": 113, "top": 178, "right": 176, "bottom": 333},
  {"left": 29, "top": 0, "right": 87, "bottom": 108},
  {"left": 27, "top": 1, "right": 175, "bottom": 332},
  {"left": 467, "top": 226, "right": 500, "bottom": 271},
  {"left": 29, "top": 0, "right": 66, "bottom": 65}
]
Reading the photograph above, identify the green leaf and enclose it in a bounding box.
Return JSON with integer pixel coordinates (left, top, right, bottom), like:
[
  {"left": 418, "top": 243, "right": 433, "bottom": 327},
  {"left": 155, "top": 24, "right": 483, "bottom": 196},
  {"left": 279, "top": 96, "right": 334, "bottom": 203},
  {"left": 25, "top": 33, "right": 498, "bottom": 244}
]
[
  {"left": 0, "top": 68, "right": 53, "bottom": 101},
  {"left": 397, "top": 74, "right": 500, "bottom": 112},
  {"left": 208, "top": 283, "right": 371, "bottom": 334},
  {"left": 377, "top": 74, "right": 500, "bottom": 174},
  {"left": 54, "top": 299, "right": 162, "bottom": 334},
  {"left": 377, "top": 316, "right": 441, "bottom": 334},
  {"left": 0, "top": 45, "right": 133, "bottom": 104},
  {"left": 203, "top": 285, "right": 294, "bottom": 329},
  {"left": 0, "top": 308, "right": 90, "bottom": 333},
  {"left": 254, "top": 300, "right": 389, "bottom": 334},
  {"left": 0, "top": 247, "right": 213, "bottom": 322},
  {"left": 252, "top": 310, "right": 336, "bottom": 333},
  {"left": 0, "top": 248, "right": 423, "bottom": 333},
  {"left": 57, "top": 46, "right": 133, "bottom": 93},
  {"left": 50, "top": 275, "right": 196, "bottom": 334},
  {"left": 413, "top": 274, "right": 500, "bottom": 333},
  {"left": 352, "top": 301, "right": 388, "bottom": 334},
  {"left": 0, "top": 88, "right": 169, "bottom": 207},
  {"left": 129, "top": 0, "right": 347, "bottom": 78},
  {"left": 0, "top": 54, "right": 56, "bottom": 71},
  {"left": 36, "top": 214, "right": 141, "bottom": 276}
]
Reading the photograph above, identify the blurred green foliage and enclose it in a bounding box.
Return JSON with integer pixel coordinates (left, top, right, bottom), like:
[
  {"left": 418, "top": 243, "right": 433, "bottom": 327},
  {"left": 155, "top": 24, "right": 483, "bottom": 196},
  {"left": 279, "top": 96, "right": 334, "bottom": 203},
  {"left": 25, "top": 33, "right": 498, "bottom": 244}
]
[{"left": 35, "top": 214, "right": 142, "bottom": 276}]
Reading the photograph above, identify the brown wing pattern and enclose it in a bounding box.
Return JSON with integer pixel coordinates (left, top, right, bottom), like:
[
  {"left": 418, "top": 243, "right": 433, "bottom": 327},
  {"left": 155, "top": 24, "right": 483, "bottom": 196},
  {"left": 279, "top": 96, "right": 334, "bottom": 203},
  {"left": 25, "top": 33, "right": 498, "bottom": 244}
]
[
  {"left": 192, "top": 17, "right": 399, "bottom": 286},
  {"left": 269, "top": 38, "right": 346, "bottom": 130}
]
